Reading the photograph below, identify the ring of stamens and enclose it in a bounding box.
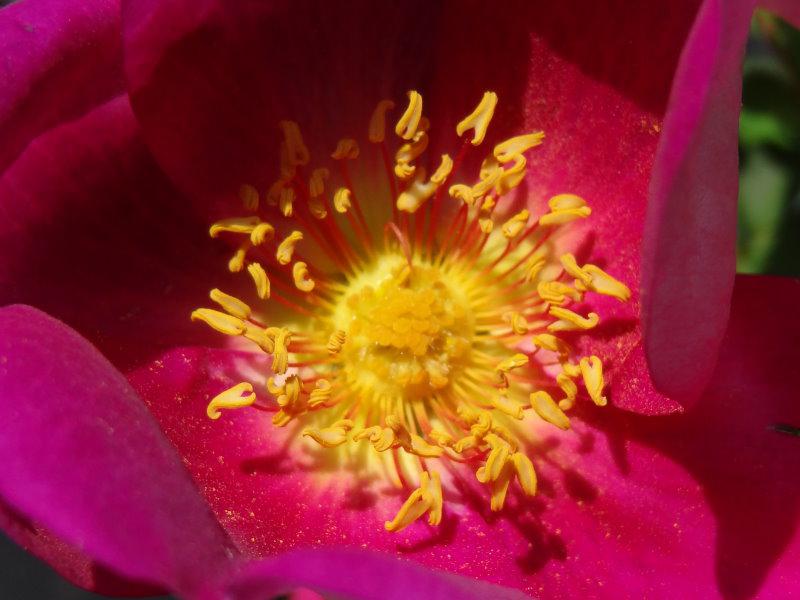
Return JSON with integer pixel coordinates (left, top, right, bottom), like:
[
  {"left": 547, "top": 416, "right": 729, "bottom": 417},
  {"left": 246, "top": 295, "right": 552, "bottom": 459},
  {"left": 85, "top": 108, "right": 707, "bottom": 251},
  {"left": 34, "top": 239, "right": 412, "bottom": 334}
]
[{"left": 191, "top": 89, "right": 630, "bottom": 532}]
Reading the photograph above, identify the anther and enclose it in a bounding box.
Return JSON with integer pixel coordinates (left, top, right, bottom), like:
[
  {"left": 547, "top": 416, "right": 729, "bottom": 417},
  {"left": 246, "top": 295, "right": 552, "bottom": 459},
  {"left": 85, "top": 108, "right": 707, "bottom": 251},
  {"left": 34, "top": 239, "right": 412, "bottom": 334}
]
[
  {"left": 303, "top": 419, "right": 354, "bottom": 448},
  {"left": 207, "top": 382, "right": 256, "bottom": 419},
  {"left": 276, "top": 231, "right": 303, "bottom": 265},
  {"left": 456, "top": 91, "right": 498, "bottom": 145},
  {"left": 397, "top": 169, "right": 437, "bottom": 213},
  {"left": 539, "top": 194, "right": 591, "bottom": 226},
  {"left": 278, "top": 120, "right": 310, "bottom": 166},
  {"left": 191, "top": 308, "right": 245, "bottom": 336},
  {"left": 430, "top": 154, "right": 454, "bottom": 184},
  {"left": 529, "top": 391, "right": 571, "bottom": 430},
  {"left": 308, "top": 379, "right": 332, "bottom": 407},
  {"left": 547, "top": 306, "right": 600, "bottom": 332},
  {"left": 511, "top": 452, "right": 537, "bottom": 496},
  {"left": 333, "top": 188, "right": 352, "bottom": 213},
  {"left": 368, "top": 99, "right": 395, "bottom": 143},
  {"left": 292, "top": 261, "right": 315, "bottom": 292},
  {"left": 579, "top": 356, "right": 607, "bottom": 406},
  {"left": 395, "top": 90, "right": 423, "bottom": 140},
  {"left": 448, "top": 184, "right": 475, "bottom": 206},
  {"left": 210, "top": 216, "right": 262, "bottom": 238},
  {"left": 537, "top": 281, "right": 582, "bottom": 305},
  {"left": 497, "top": 353, "right": 528, "bottom": 372},
  {"left": 271, "top": 328, "right": 292, "bottom": 374},
  {"left": 491, "top": 394, "right": 524, "bottom": 419},
  {"left": 239, "top": 184, "right": 259, "bottom": 211},
  {"left": 502, "top": 209, "right": 530, "bottom": 239},
  {"left": 247, "top": 262, "right": 271, "bottom": 299},
  {"left": 279, "top": 187, "right": 295, "bottom": 217},
  {"left": 228, "top": 243, "right": 249, "bottom": 273},
  {"left": 209, "top": 289, "right": 251, "bottom": 320},
  {"left": 327, "top": 330, "right": 346, "bottom": 354},
  {"left": 385, "top": 471, "right": 442, "bottom": 532},
  {"left": 493, "top": 132, "right": 545, "bottom": 163},
  {"left": 250, "top": 222, "right": 275, "bottom": 246},
  {"left": 331, "top": 138, "right": 360, "bottom": 160}
]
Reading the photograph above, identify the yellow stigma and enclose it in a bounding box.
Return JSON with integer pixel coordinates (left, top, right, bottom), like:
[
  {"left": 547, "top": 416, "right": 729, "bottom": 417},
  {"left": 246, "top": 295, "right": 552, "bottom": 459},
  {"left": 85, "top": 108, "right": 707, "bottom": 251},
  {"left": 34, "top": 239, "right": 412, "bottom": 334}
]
[{"left": 191, "top": 90, "right": 631, "bottom": 535}]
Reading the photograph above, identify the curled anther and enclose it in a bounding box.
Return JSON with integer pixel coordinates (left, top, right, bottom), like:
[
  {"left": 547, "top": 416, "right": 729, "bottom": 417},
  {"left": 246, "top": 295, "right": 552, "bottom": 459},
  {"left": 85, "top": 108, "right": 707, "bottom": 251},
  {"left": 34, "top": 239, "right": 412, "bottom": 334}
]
[
  {"left": 247, "top": 262, "right": 270, "bottom": 299},
  {"left": 457, "top": 91, "right": 498, "bottom": 145},
  {"left": 368, "top": 99, "right": 395, "bottom": 143},
  {"left": 547, "top": 307, "right": 599, "bottom": 332},
  {"left": 395, "top": 90, "right": 423, "bottom": 140},
  {"left": 239, "top": 184, "right": 259, "bottom": 211},
  {"left": 327, "top": 330, "right": 346, "bottom": 354},
  {"left": 331, "top": 138, "right": 360, "bottom": 160},
  {"left": 292, "top": 262, "right": 315, "bottom": 292},
  {"left": 501, "top": 209, "right": 529, "bottom": 239},
  {"left": 308, "top": 379, "right": 332, "bottom": 407},
  {"left": 206, "top": 382, "right": 256, "bottom": 420},
  {"left": 303, "top": 419, "right": 354, "bottom": 448},
  {"left": 333, "top": 187, "right": 352, "bottom": 214},
  {"left": 580, "top": 356, "right": 607, "bottom": 406},
  {"left": 209, "top": 289, "right": 251, "bottom": 320},
  {"left": 276, "top": 231, "right": 303, "bottom": 265},
  {"left": 385, "top": 471, "right": 442, "bottom": 532}
]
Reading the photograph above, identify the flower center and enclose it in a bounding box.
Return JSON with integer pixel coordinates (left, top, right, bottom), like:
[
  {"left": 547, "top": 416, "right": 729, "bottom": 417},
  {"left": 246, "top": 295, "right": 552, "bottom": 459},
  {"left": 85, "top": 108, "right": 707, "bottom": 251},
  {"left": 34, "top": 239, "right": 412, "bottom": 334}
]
[
  {"left": 190, "top": 90, "right": 631, "bottom": 533},
  {"left": 333, "top": 254, "right": 473, "bottom": 400}
]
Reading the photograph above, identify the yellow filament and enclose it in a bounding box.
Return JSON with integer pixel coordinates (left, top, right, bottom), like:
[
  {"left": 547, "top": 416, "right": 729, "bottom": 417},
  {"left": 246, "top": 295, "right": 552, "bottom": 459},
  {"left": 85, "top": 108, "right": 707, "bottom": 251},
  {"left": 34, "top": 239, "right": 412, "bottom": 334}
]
[
  {"left": 191, "top": 308, "right": 244, "bottom": 336},
  {"left": 292, "top": 261, "right": 315, "bottom": 292},
  {"left": 207, "top": 382, "right": 256, "bottom": 420},
  {"left": 327, "top": 330, "right": 346, "bottom": 354},
  {"left": 395, "top": 90, "right": 423, "bottom": 140},
  {"left": 279, "top": 120, "right": 310, "bottom": 166},
  {"left": 368, "top": 99, "right": 395, "bottom": 143},
  {"left": 209, "top": 289, "right": 251, "bottom": 320},
  {"left": 580, "top": 356, "right": 607, "bottom": 406},
  {"left": 303, "top": 419, "right": 354, "bottom": 448},
  {"left": 239, "top": 184, "right": 259, "bottom": 211},
  {"left": 529, "top": 391, "right": 570, "bottom": 430},
  {"left": 456, "top": 91, "right": 498, "bottom": 145},
  {"left": 331, "top": 138, "right": 360, "bottom": 160},
  {"left": 209, "top": 216, "right": 261, "bottom": 238},
  {"left": 247, "top": 262, "right": 270, "bottom": 299},
  {"left": 547, "top": 307, "right": 599, "bottom": 332},
  {"left": 501, "top": 209, "right": 529, "bottom": 239},
  {"left": 276, "top": 231, "right": 303, "bottom": 265},
  {"left": 333, "top": 187, "right": 352, "bottom": 213},
  {"left": 494, "top": 132, "right": 545, "bottom": 162}
]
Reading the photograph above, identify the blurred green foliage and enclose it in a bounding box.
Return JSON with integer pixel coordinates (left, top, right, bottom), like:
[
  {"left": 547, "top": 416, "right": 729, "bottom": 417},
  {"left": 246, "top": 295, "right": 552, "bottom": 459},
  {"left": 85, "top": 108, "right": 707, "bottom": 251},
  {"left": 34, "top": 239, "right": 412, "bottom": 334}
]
[{"left": 738, "top": 12, "right": 800, "bottom": 276}]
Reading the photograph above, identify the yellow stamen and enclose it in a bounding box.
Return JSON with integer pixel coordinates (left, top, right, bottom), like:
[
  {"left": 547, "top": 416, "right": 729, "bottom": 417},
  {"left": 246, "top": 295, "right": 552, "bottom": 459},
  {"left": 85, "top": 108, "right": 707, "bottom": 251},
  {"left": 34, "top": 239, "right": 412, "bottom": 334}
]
[
  {"left": 395, "top": 90, "right": 423, "bottom": 140},
  {"left": 532, "top": 333, "right": 571, "bottom": 358},
  {"left": 292, "top": 261, "right": 315, "bottom": 292},
  {"left": 239, "top": 184, "right": 259, "bottom": 211},
  {"left": 511, "top": 452, "right": 537, "bottom": 496},
  {"left": 537, "top": 280, "right": 582, "bottom": 305},
  {"left": 209, "top": 216, "right": 261, "bottom": 238},
  {"left": 501, "top": 209, "right": 529, "bottom": 239},
  {"left": 191, "top": 308, "right": 244, "bottom": 336},
  {"left": 529, "top": 391, "right": 571, "bottom": 430},
  {"left": 456, "top": 91, "right": 498, "bottom": 145},
  {"left": 580, "top": 356, "right": 607, "bottom": 406},
  {"left": 577, "top": 264, "right": 632, "bottom": 301},
  {"left": 493, "top": 132, "right": 545, "bottom": 162},
  {"left": 331, "top": 138, "right": 360, "bottom": 160},
  {"left": 327, "top": 330, "right": 346, "bottom": 354},
  {"left": 308, "top": 379, "right": 332, "bottom": 407},
  {"left": 247, "top": 262, "right": 270, "bottom": 299},
  {"left": 495, "top": 154, "right": 528, "bottom": 195},
  {"left": 333, "top": 187, "right": 352, "bottom": 214},
  {"left": 276, "top": 231, "right": 303, "bottom": 265},
  {"left": 368, "top": 99, "right": 395, "bottom": 143},
  {"left": 385, "top": 471, "right": 442, "bottom": 532},
  {"left": 448, "top": 183, "right": 475, "bottom": 206},
  {"left": 505, "top": 312, "right": 528, "bottom": 335},
  {"left": 396, "top": 169, "right": 437, "bottom": 213},
  {"left": 279, "top": 120, "right": 310, "bottom": 166},
  {"left": 547, "top": 306, "right": 599, "bottom": 332},
  {"left": 271, "top": 328, "right": 292, "bottom": 374},
  {"left": 228, "top": 243, "right": 249, "bottom": 273},
  {"left": 491, "top": 394, "right": 524, "bottom": 419},
  {"left": 479, "top": 218, "right": 494, "bottom": 233},
  {"left": 209, "top": 289, "right": 251, "bottom": 320},
  {"left": 430, "top": 154, "right": 454, "bottom": 184},
  {"left": 207, "top": 382, "right": 256, "bottom": 419},
  {"left": 309, "top": 168, "right": 330, "bottom": 198},
  {"left": 303, "top": 419, "right": 354, "bottom": 448},
  {"left": 250, "top": 222, "right": 275, "bottom": 246},
  {"left": 559, "top": 253, "right": 592, "bottom": 285},
  {"left": 539, "top": 194, "right": 591, "bottom": 226},
  {"left": 497, "top": 353, "right": 528, "bottom": 372},
  {"left": 279, "top": 186, "right": 295, "bottom": 217},
  {"left": 556, "top": 372, "right": 578, "bottom": 403}
]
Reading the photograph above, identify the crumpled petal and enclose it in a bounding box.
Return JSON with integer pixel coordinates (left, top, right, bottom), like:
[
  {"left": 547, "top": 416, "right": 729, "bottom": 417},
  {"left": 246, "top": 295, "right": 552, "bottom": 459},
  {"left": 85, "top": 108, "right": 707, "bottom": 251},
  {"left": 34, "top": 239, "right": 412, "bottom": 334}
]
[
  {"left": 641, "top": 0, "right": 756, "bottom": 405},
  {"left": 0, "top": 305, "right": 238, "bottom": 596},
  {"left": 0, "top": 0, "right": 123, "bottom": 174},
  {"left": 225, "top": 548, "right": 528, "bottom": 600}
]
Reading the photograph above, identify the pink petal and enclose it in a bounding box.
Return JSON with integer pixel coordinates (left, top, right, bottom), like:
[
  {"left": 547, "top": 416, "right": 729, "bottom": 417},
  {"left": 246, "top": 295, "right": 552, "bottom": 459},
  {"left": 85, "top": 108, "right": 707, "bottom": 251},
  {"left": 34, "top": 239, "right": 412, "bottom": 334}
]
[
  {"left": 225, "top": 548, "right": 527, "bottom": 600},
  {"left": 0, "top": 305, "right": 238, "bottom": 596},
  {"left": 641, "top": 0, "right": 756, "bottom": 405},
  {"left": 130, "top": 275, "right": 800, "bottom": 598},
  {"left": 0, "top": 95, "right": 242, "bottom": 372},
  {"left": 0, "top": 0, "right": 123, "bottom": 174}
]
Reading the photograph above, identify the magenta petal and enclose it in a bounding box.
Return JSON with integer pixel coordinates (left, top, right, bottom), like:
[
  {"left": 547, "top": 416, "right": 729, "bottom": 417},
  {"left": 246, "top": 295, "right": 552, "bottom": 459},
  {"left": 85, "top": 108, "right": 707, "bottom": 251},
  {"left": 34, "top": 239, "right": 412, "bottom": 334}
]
[
  {"left": 225, "top": 548, "right": 528, "bottom": 600},
  {"left": 0, "top": 305, "right": 237, "bottom": 596},
  {"left": 641, "top": 0, "right": 755, "bottom": 404},
  {"left": 0, "top": 0, "right": 123, "bottom": 174}
]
